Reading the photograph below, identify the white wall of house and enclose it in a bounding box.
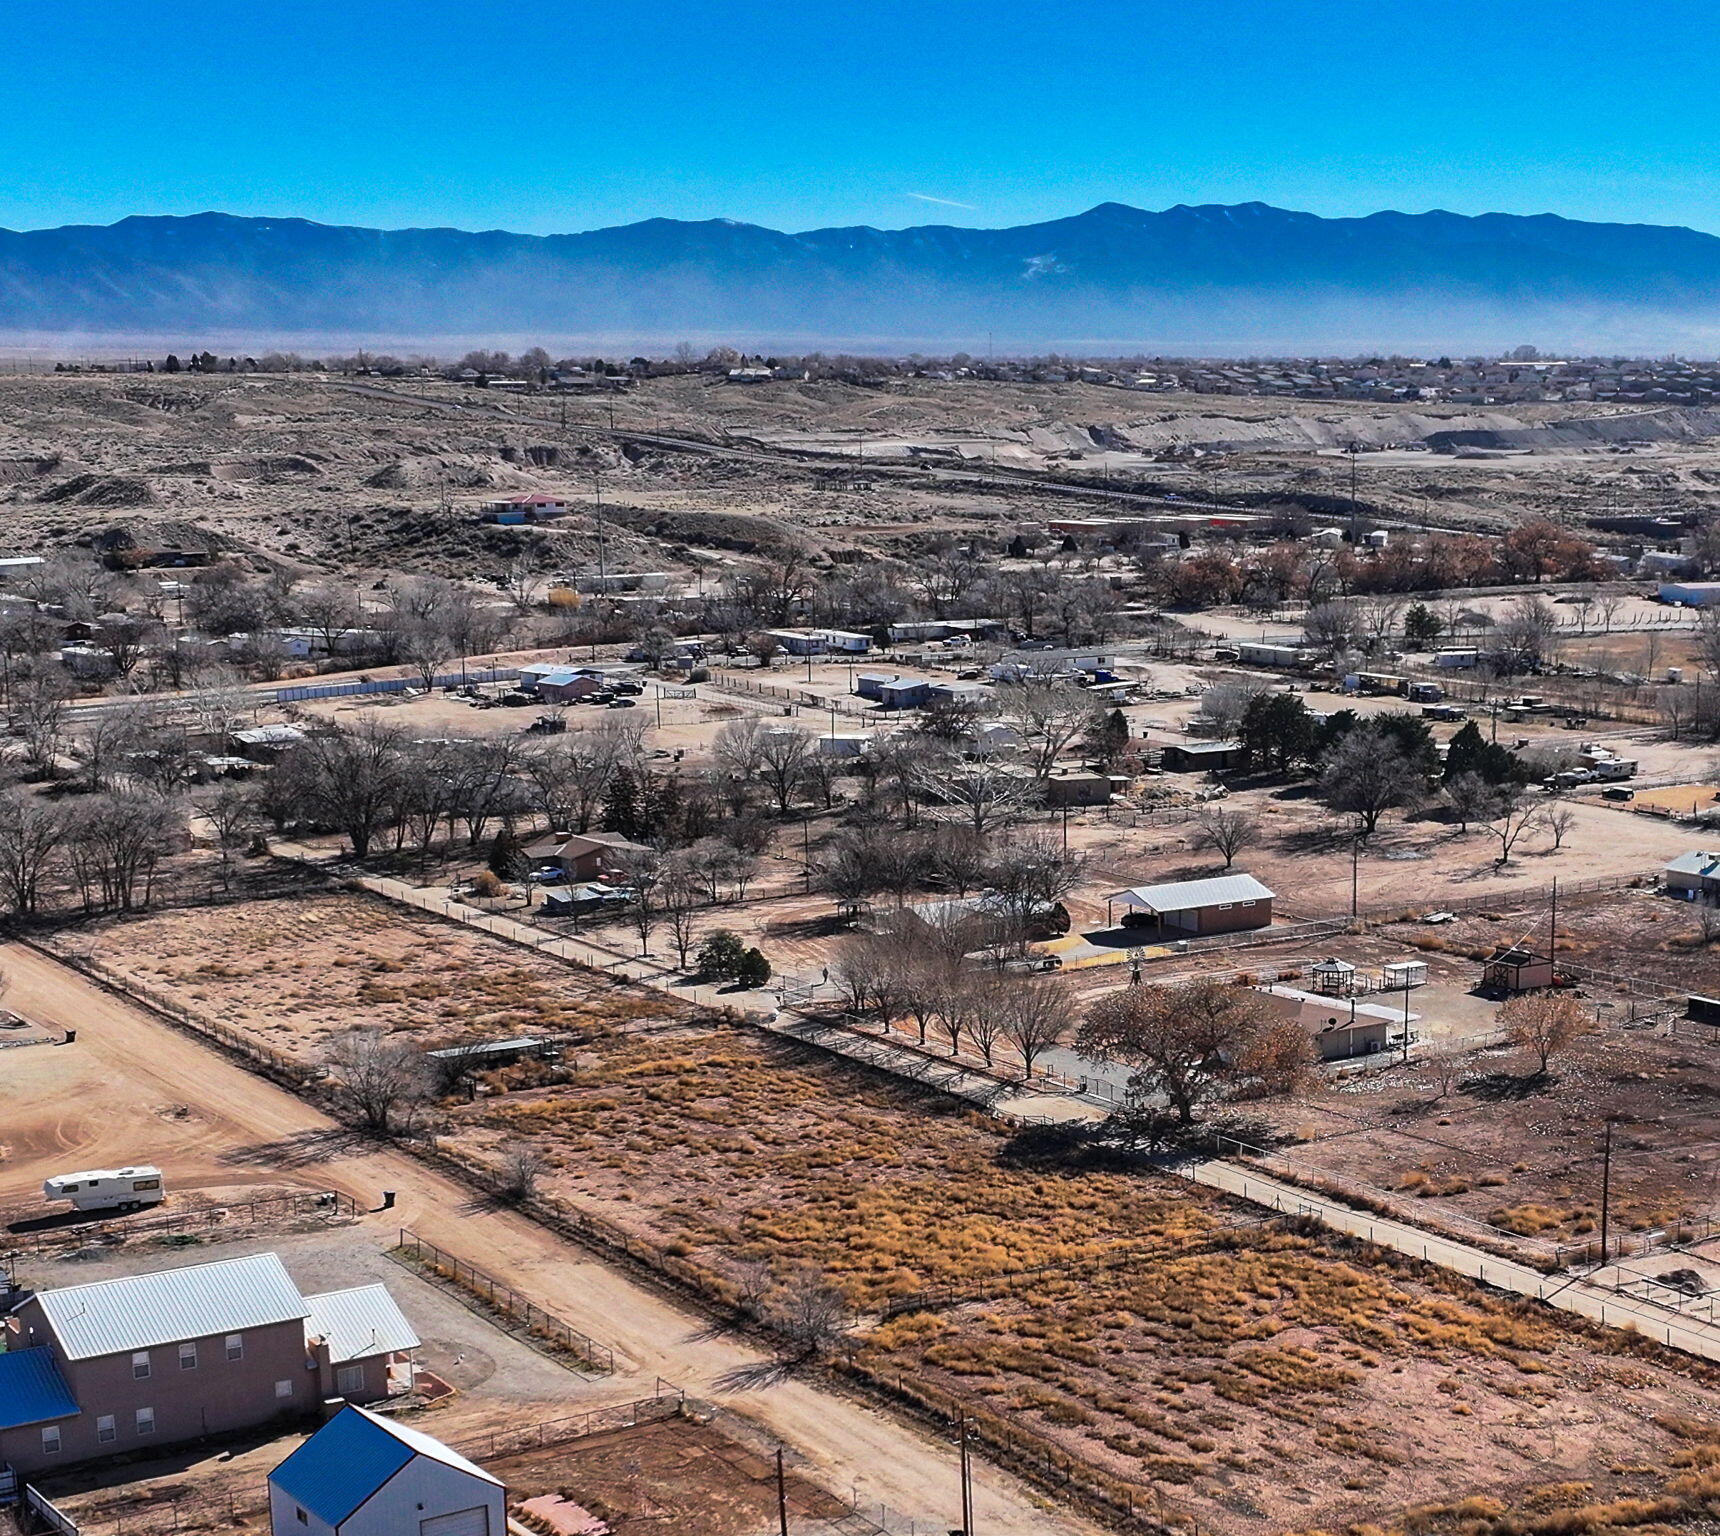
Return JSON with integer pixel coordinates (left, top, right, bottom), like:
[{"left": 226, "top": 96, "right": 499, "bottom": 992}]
[{"left": 270, "top": 1454, "right": 503, "bottom": 1536}]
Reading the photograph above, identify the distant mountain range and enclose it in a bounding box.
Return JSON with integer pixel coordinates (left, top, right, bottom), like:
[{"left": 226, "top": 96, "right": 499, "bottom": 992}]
[{"left": 5, "top": 202, "right": 1720, "bottom": 353}]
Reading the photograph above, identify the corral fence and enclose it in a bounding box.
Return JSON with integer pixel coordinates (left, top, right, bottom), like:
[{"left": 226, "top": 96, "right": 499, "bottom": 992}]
[
  {"left": 1353, "top": 868, "right": 1661, "bottom": 921},
  {"left": 393, "top": 1228, "right": 614, "bottom": 1375},
  {"left": 2, "top": 1190, "right": 356, "bottom": 1260},
  {"left": 1191, "top": 1128, "right": 1573, "bottom": 1269},
  {"left": 23, "top": 1388, "right": 690, "bottom": 1536},
  {"left": 449, "top": 1384, "right": 686, "bottom": 1461},
  {"left": 842, "top": 1360, "right": 1176, "bottom": 1535},
  {"left": 707, "top": 672, "right": 875, "bottom": 721},
  {"left": 275, "top": 666, "right": 520, "bottom": 704}
]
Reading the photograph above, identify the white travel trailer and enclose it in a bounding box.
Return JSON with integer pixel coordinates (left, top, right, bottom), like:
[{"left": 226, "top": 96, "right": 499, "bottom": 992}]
[{"left": 42, "top": 1165, "right": 165, "bottom": 1213}]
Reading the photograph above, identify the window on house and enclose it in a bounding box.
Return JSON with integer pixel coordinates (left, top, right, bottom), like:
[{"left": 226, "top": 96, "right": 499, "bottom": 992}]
[
  {"left": 335, "top": 1365, "right": 365, "bottom": 1395},
  {"left": 135, "top": 1407, "right": 155, "bottom": 1435},
  {"left": 132, "top": 1350, "right": 151, "bottom": 1379},
  {"left": 275, "top": 1379, "right": 293, "bottom": 1399},
  {"left": 41, "top": 1425, "right": 61, "bottom": 1454},
  {"left": 1217, "top": 903, "right": 1233, "bottom": 911},
  {"left": 179, "top": 1341, "right": 197, "bottom": 1369},
  {"left": 225, "top": 1334, "right": 243, "bottom": 1360},
  {"left": 295, "top": 1511, "right": 308, "bottom": 1526},
  {"left": 97, "top": 1415, "right": 116, "bottom": 1443}
]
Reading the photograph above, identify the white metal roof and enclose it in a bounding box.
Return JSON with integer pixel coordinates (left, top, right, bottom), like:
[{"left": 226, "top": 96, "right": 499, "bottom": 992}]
[
  {"left": 34, "top": 1252, "right": 310, "bottom": 1361},
  {"left": 303, "top": 1284, "right": 421, "bottom": 1364},
  {"left": 1108, "top": 873, "right": 1275, "bottom": 912},
  {"left": 1666, "top": 851, "right": 1720, "bottom": 878}
]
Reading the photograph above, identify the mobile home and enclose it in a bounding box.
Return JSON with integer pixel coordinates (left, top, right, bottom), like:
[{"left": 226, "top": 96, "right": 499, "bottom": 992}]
[{"left": 42, "top": 1166, "right": 165, "bottom": 1213}]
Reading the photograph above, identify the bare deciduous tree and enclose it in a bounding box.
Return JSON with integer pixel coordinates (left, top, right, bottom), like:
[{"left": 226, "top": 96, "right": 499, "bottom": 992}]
[
  {"left": 1543, "top": 801, "right": 1578, "bottom": 851},
  {"left": 911, "top": 754, "right": 1033, "bottom": 835},
  {"left": 1488, "top": 792, "right": 1545, "bottom": 866},
  {"left": 0, "top": 788, "right": 66, "bottom": 917},
  {"left": 999, "top": 976, "right": 1077, "bottom": 1080},
  {"left": 1079, "top": 977, "right": 1280, "bottom": 1123},
  {"left": 758, "top": 1265, "right": 852, "bottom": 1359},
  {"left": 1500, "top": 992, "right": 1595, "bottom": 1075},
  {"left": 1192, "top": 806, "right": 1258, "bottom": 869},
  {"left": 1444, "top": 771, "right": 1500, "bottom": 834},
  {"left": 1002, "top": 682, "right": 1104, "bottom": 782},
  {"left": 325, "top": 1028, "right": 431, "bottom": 1132}
]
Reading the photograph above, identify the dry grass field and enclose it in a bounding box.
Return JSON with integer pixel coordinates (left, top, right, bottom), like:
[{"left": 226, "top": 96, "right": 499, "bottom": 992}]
[
  {"left": 858, "top": 1227, "right": 1720, "bottom": 1535},
  {"left": 68, "top": 891, "right": 672, "bottom": 1060},
  {"left": 70, "top": 893, "right": 1720, "bottom": 1535}
]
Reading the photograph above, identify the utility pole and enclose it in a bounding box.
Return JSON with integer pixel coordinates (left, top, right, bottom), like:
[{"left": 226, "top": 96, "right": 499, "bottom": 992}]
[
  {"left": 776, "top": 1448, "right": 790, "bottom": 1536},
  {"left": 1350, "top": 823, "right": 1361, "bottom": 917},
  {"left": 593, "top": 470, "right": 607, "bottom": 590},
  {"left": 959, "top": 1415, "right": 974, "bottom": 1536},
  {"left": 1598, "top": 1118, "right": 1615, "bottom": 1265}
]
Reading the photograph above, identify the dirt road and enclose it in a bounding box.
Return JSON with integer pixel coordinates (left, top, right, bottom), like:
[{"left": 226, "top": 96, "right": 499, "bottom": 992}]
[{"left": 0, "top": 942, "right": 1099, "bottom": 1536}]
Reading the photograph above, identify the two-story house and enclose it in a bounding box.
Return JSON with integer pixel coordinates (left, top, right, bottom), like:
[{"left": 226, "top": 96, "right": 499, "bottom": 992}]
[{"left": 0, "top": 1253, "right": 418, "bottom": 1477}]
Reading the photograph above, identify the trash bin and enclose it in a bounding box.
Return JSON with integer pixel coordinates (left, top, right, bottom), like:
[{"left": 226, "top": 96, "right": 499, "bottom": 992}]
[
  {"left": 62, "top": 1029, "right": 76, "bottom": 1045},
  {"left": 381, "top": 1191, "right": 396, "bottom": 1210}
]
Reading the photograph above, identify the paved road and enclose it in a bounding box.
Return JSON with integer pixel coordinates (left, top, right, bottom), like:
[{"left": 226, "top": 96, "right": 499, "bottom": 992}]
[{"left": 0, "top": 941, "right": 1100, "bottom": 1536}]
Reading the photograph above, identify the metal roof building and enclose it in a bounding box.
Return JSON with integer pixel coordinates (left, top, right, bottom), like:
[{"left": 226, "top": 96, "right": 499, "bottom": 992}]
[
  {"left": 269, "top": 1405, "right": 502, "bottom": 1536},
  {"left": 1106, "top": 873, "right": 1275, "bottom": 938},
  {"left": 303, "top": 1285, "right": 421, "bottom": 1367},
  {"left": 1108, "top": 873, "right": 1275, "bottom": 911},
  {"left": 33, "top": 1252, "right": 310, "bottom": 1361},
  {"left": 0, "top": 1346, "right": 79, "bottom": 1430}
]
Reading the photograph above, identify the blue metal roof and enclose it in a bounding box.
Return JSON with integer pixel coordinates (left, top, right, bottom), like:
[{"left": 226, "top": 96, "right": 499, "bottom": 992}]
[
  {"left": 269, "top": 1407, "right": 415, "bottom": 1526},
  {"left": 0, "top": 1346, "right": 80, "bottom": 1430},
  {"left": 270, "top": 1406, "right": 498, "bottom": 1527}
]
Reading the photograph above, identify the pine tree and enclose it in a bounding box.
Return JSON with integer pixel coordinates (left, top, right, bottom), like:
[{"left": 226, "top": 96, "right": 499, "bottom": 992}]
[
  {"left": 487, "top": 828, "right": 528, "bottom": 881},
  {"left": 1404, "top": 602, "right": 1444, "bottom": 647},
  {"left": 736, "top": 947, "right": 772, "bottom": 988},
  {"left": 602, "top": 767, "right": 641, "bottom": 839}
]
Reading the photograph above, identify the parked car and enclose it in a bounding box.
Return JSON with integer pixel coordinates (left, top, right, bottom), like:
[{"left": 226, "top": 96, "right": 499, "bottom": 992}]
[
  {"left": 528, "top": 865, "right": 567, "bottom": 884},
  {"left": 607, "top": 697, "right": 637, "bottom": 708}
]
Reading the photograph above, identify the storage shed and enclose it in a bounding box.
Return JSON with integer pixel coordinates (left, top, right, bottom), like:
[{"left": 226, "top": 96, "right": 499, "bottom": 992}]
[
  {"left": 1106, "top": 873, "right": 1274, "bottom": 937},
  {"left": 269, "top": 1405, "right": 504, "bottom": 1536}
]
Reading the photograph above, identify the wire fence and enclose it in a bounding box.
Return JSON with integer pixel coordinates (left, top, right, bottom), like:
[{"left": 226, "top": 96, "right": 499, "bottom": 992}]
[
  {"left": 448, "top": 1385, "right": 685, "bottom": 1460},
  {"left": 23, "top": 938, "right": 321, "bottom": 1089},
  {"left": 2, "top": 1190, "right": 356, "bottom": 1260},
  {"left": 393, "top": 1229, "right": 614, "bottom": 1374}
]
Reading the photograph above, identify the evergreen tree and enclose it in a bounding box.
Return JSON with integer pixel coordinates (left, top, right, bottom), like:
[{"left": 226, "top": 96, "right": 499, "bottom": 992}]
[
  {"left": 736, "top": 947, "right": 772, "bottom": 988},
  {"left": 1241, "top": 692, "right": 1317, "bottom": 773},
  {"left": 1443, "top": 719, "right": 1526, "bottom": 785},
  {"left": 696, "top": 929, "right": 746, "bottom": 981},
  {"left": 1085, "top": 708, "right": 1132, "bottom": 768},
  {"left": 1369, "top": 711, "right": 1439, "bottom": 775},
  {"left": 1404, "top": 602, "right": 1444, "bottom": 647},
  {"left": 602, "top": 767, "right": 641, "bottom": 839},
  {"left": 487, "top": 828, "right": 528, "bottom": 881}
]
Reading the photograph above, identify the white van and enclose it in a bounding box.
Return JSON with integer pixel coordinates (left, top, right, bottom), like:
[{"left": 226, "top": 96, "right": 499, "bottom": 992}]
[{"left": 42, "top": 1166, "right": 166, "bottom": 1213}]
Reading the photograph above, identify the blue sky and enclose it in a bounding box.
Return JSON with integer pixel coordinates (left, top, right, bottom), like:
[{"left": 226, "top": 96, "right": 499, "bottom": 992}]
[{"left": 7, "top": 1, "right": 1720, "bottom": 235}]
